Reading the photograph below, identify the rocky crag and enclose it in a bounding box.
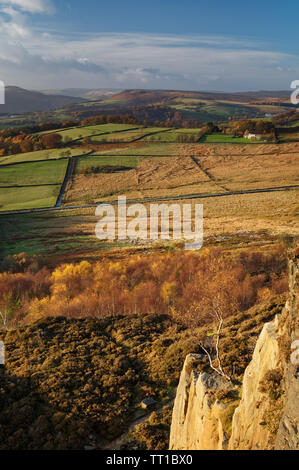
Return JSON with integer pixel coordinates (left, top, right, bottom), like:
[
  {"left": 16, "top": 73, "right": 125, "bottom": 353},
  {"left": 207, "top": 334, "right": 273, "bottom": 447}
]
[{"left": 170, "top": 254, "right": 299, "bottom": 450}]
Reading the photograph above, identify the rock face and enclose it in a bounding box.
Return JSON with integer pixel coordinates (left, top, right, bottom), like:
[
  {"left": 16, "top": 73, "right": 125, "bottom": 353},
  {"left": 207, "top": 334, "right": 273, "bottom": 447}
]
[
  {"left": 169, "top": 355, "right": 236, "bottom": 450},
  {"left": 275, "top": 257, "right": 299, "bottom": 450},
  {"left": 170, "top": 256, "right": 299, "bottom": 451},
  {"left": 229, "top": 315, "right": 281, "bottom": 449}
]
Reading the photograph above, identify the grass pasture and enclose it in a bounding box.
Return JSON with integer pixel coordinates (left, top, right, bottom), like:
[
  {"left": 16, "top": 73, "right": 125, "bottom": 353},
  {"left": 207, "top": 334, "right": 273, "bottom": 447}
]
[
  {"left": 0, "top": 159, "right": 68, "bottom": 187},
  {"left": 0, "top": 185, "right": 60, "bottom": 212}
]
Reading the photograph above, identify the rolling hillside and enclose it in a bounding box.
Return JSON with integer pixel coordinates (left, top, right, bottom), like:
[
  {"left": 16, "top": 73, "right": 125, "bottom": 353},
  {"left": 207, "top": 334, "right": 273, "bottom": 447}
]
[
  {"left": 107, "top": 89, "right": 291, "bottom": 105},
  {"left": 76, "top": 89, "right": 293, "bottom": 123}
]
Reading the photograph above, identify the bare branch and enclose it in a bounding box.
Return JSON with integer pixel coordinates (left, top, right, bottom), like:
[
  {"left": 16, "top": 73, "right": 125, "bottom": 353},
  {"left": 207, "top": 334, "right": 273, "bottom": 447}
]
[
  {"left": 199, "top": 342, "right": 225, "bottom": 377},
  {"left": 199, "top": 310, "right": 231, "bottom": 381},
  {"left": 0, "top": 311, "right": 8, "bottom": 332}
]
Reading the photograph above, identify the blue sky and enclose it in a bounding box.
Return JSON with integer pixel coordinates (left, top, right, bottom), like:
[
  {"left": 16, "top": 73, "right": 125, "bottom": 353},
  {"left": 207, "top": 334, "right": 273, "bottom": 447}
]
[{"left": 0, "top": 0, "right": 298, "bottom": 91}]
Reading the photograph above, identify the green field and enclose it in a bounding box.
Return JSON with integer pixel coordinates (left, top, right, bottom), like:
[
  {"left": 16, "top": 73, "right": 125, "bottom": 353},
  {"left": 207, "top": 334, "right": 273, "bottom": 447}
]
[
  {"left": 0, "top": 148, "right": 90, "bottom": 166},
  {"left": 199, "top": 133, "right": 258, "bottom": 143},
  {"left": 0, "top": 159, "right": 68, "bottom": 186},
  {"left": 0, "top": 185, "right": 60, "bottom": 212},
  {"left": 76, "top": 155, "right": 140, "bottom": 172}
]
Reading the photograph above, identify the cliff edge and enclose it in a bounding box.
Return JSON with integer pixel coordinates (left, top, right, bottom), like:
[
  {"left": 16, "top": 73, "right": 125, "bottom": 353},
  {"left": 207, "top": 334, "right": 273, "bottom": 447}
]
[{"left": 170, "top": 255, "right": 299, "bottom": 450}]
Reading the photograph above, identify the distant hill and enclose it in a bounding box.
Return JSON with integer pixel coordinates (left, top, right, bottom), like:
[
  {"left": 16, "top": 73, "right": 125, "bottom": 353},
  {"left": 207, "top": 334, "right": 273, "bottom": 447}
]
[
  {"left": 0, "top": 87, "right": 292, "bottom": 124},
  {"left": 83, "top": 89, "right": 123, "bottom": 101},
  {"left": 0, "top": 86, "right": 86, "bottom": 115},
  {"left": 41, "top": 88, "right": 123, "bottom": 100},
  {"left": 109, "top": 89, "right": 291, "bottom": 105},
  {"left": 78, "top": 88, "right": 290, "bottom": 124}
]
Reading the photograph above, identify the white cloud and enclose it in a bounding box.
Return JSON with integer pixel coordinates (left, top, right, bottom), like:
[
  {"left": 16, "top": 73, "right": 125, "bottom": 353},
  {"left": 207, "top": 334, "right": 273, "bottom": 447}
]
[
  {"left": 0, "top": 6, "right": 32, "bottom": 38},
  {"left": 0, "top": 0, "right": 54, "bottom": 13},
  {"left": 0, "top": 6, "right": 297, "bottom": 91}
]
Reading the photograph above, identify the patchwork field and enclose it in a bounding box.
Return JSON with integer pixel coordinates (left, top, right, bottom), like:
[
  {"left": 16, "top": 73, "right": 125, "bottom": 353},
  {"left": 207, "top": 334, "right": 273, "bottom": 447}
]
[
  {"left": 62, "top": 142, "right": 299, "bottom": 206},
  {"left": 37, "top": 125, "right": 207, "bottom": 144},
  {"left": 37, "top": 123, "right": 142, "bottom": 141},
  {"left": 0, "top": 132, "right": 298, "bottom": 260}
]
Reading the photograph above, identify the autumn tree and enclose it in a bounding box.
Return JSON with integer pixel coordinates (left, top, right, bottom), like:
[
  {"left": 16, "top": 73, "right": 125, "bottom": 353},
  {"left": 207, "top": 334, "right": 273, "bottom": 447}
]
[{"left": 41, "top": 133, "right": 63, "bottom": 149}]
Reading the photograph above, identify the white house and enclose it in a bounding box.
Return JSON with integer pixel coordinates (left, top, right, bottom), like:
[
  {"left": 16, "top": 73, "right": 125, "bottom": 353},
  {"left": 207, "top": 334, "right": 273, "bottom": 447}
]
[{"left": 244, "top": 132, "right": 263, "bottom": 140}]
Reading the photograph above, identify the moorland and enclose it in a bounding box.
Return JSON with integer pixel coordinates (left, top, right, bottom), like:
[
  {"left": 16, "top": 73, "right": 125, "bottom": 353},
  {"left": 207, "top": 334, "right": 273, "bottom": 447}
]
[{"left": 0, "top": 88, "right": 298, "bottom": 450}]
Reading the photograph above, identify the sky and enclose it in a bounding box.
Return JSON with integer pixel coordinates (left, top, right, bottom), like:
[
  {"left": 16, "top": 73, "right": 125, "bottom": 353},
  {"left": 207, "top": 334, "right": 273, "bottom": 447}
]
[{"left": 0, "top": 0, "right": 298, "bottom": 92}]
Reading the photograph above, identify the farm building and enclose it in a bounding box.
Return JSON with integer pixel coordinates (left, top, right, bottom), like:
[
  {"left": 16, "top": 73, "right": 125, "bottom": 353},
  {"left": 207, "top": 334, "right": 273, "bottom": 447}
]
[{"left": 244, "top": 132, "right": 263, "bottom": 140}]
